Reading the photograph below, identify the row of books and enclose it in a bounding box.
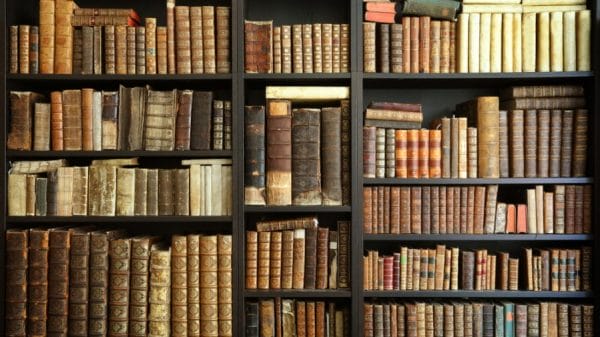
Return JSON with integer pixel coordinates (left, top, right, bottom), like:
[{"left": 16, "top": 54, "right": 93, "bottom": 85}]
[
  {"left": 245, "top": 300, "right": 349, "bottom": 337},
  {"left": 364, "top": 302, "right": 594, "bottom": 337},
  {"left": 13, "top": 1, "right": 231, "bottom": 74},
  {"left": 245, "top": 218, "right": 350, "bottom": 290},
  {"left": 363, "top": 0, "right": 460, "bottom": 23},
  {"left": 8, "top": 88, "right": 231, "bottom": 152},
  {"left": 363, "top": 246, "right": 592, "bottom": 291},
  {"left": 244, "top": 100, "right": 351, "bottom": 206},
  {"left": 5, "top": 229, "right": 233, "bottom": 337},
  {"left": 244, "top": 21, "right": 350, "bottom": 74},
  {"left": 363, "top": 18, "right": 458, "bottom": 73},
  {"left": 363, "top": 184, "right": 592, "bottom": 235},
  {"left": 7, "top": 159, "right": 232, "bottom": 217}
]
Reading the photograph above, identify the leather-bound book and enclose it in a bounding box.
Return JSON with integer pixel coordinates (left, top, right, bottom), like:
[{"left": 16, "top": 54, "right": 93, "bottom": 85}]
[
  {"left": 537, "top": 109, "right": 551, "bottom": 177},
  {"left": 54, "top": 167, "right": 73, "bottom": 216},
  {"left": 191, "top": 91, "right": 213, "bottom": 150},
  {"left": 315, "top": 228, "right": 330, "bottom": 289},
  {"left": 363, "top": 22, "right": 376, "bottom": 72},
  {"left": 166, "top": 0, "right": 176, "bottom": 73},
  {"left": 126, "top": 27, "right": 136, "bottom": 74},
  {"left": 278, "top": 230, "right": 294, "bottom": 290},
  {"left": 429, "top": 130, "right": 442, "bottom": 178},
  {"left": 171, "top": 236, "right": 188, "bottom": 337},
  {"left": 292, "top": 108, "right": 321, "bottom": 205},
  {"left": 304, "top": 228, "right": 318, "bottom": 289},
  {"left": 200, "top": 236, "right": 218, "bottom": 337},
  {"left": 457, "top": 117, "right": 468, "bottom": 178},
  {"left": 322, "top": 24, "right": 333, "bottom": 73},
  {"left": 332, "top": 24, "right": 341, "bottom": 73},
  {"left": 68, "top": 231, "right": 91, "bottom": 337},
  {"left": 145, "top": 18, "right": 157, "bottom": 74},
  {"left": 125, "top": 87, "right": 145, "bottom": 151},
  {"left": 410, "top": 18, "right": 420, "bottom": 73},
  {"left": 116, "top": 168, "right": 135, "bottom": 216},
  {"left": 27, "top": 229, "right": 49, "bottom": 337},
  {"left": 246, "top": 302, "right": 259, "bottom": 337},
  {"left": 572, "top": 109, "right": 588, "bottom": 177},
  {"left": 401, "top": 17, "right": 411, "bottom": 72},
  {"left": 54, "top": 0, "right": 74, "bottom": 74},
  {"left": 104, "top": 25, "right": 116, "bottom": 74},
  {"left": 379, "top": 24, "right": 390, "bottom": 73},
  {"left": 386, "top": 128, "right": 396, "bottom": 177},
  {"left": 257, "top": 231, "right": 271, "bottom": 289},
  {"left": 418, "top": 129, "right": 430, "bottom": 178},
  {"left": 472, "top": 97, "right": 500, "bottom": 177},
  {"left": 246, "top": 231, "right": 258, "bottom": 289},
  {"left": 215, "top": 7, "right": 230, "bottom": 73},
  {"left": 108, "top": 238, "right": 131, "bottom": 337},
  {"left": 135, "top": 27, "right": 146, "bottom": 74},
  {"left": 29, "top": 26, "right": 39, "bottom": 74},
  {"left": 156, "top": 26, "right": 167, "bottom": 74},
  {"left": 88, "top": 165, "right": 117, "bottom": 216},
  {"left": 302, "top": 24, "right": 314, "bottom": 73},
  {"left": 509, "top": 110, "right": 525, "bottom": 177},
  {"left": 33, "top": 103, "right": 51, "bottom": 151},
  {"left": 430, "top": 21, "right": 441, "bottom": 73},
  {"left": 560, "top": 110, "right": 574, "bottom": 177},
  {"left": 34, "top": 177, "right": 47, "bottom": 216},
  {"left": 341, "top": 100, "right": 351, "bottom": 205},
  {"left": 322, "top": 107, "right": 342, "bottom": 204},
  {"left": 213, "top": 100, "right": 224, "bottom": 150},
  {"left": 148, "top": 248, "right": 171, "bottom": 337},
  {"left": 266, "top": 100, "right": 292, "bottom": 205},
  {"left": 115, "top": 25, "right": 127, "bottom": 74},
  {"left": 8, "top": 91, "right": 43, "bottom": 151},
  {"left": 157, "top": 169, "right": 174, "bottom": 215},
  {"left": 175, "top": 169, "right": 190, "bottom": 215},
  {"left": 175, "top": 90, "right": 193, "bottom": 150},
  {"left": 174, "top": 6, "right": 191, "bottom": 74},
  {"left": 364, "top": 187, "right": 373, "bottom": 233},
  {"left": 245, "top": 105, "right": 266, "bottom": 205},
  {"left": 80, "top": 88, "right": 94, "bottom": 151},
  {"left": 62, "top": 90, "right": 83, "bottom": 150},
  {"left": 9, "top": 25, "right": 18, "bottom": 74},
  {"left": 217, "top": 235, "right": 233, "bottom": 337},
  {"left": 292, "top": 24, "right": 303, "bottom": 74},
  {"left": 259, "top": 300, "right": 276, "bottom": 337},
  {"left": 128, "top": 237, "right": 154, "bottom": 337},
  {"left": 411, "top": 187, "right": 422, "bottom": 234},
  {"left": 439, "top": 118, "right": 450, "bottom": 177},
  {"left": 144, "top": 89, "right": 178, "bottom": 151},
  {"left": 498, "top": 110, "right": 509, "bottom": 177},
  {"left": 245, "top": 20, "right": 273, "bottom": 73},
  {"left": 47, "top": 228, "right": 72, "bottom": 336},
  {"left": 399, "top": 188, "right": 410, "bottom": 233},
  {"left": 311, "top": 24, "right": 322, "bottom": 73},
  {"left": 545, "top": 109, "right": 563, "bottom": 178},
  {"left": 90, "top": 92, "right": 102, "bottom": 148},
  {"left": 186, "top": 234, "right": 200, "bottom": 337},
  {"left": 281, "top": 25, "right": 292, "bottom": 73},
  {"left": 407, "top": 129, "right": 419, "bottom": 178},
  {"left": 391, "top": 23, "right": 403, "bottom": 73},
  {"left": 92, "top": 26, "right": 103, "bottom": 74},
  {"left": 524, "top": 109, "right": 538, "bottom": 178},
  {"left": 39, "top": 0, "right": 55, "bottom": 74},
  {"left": 101, "top": 91, "right": 119, "bottom": 150},
  {"left": 483, "top": 185, "right": 498, "bottom": 234},
  {"left": 71, "top": 167, "right": 88, "bottom": 216},
  {"left": 224, "top": 101, "right": 232, "bottom": 150},
  {"left": 364, "top": 126, "right": 377, "bottom": 178},
  {"left": 268, "top": 232, "right": 282, "bottom": 289},
  {"left": 5, "top": 230, "right": 28, "bottom": 337},
  {"left": 145, "top": 169, "right": 159, "bottom": 216},
  {"left": 420, "top": 17, "right": 431, "bottom": 73},
  {"left": 293, "top": 229, "right": 306, "bottom": 289},
  {"left": 201, "top": 6, "right": 216, "bottom": 74}
]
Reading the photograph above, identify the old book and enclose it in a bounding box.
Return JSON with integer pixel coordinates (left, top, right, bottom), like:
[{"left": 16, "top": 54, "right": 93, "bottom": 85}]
[
  {"left": 458, "top": 117, "right": 468, "bottom": 178},
  {"left": 145, "top": 89, "right": 178, "bottom": 151},
  {"left": 127, "top": 237, "right": 154, "bottom": 337},
  {"left": 70, "top": 167, "right": 88, "bottom": 216},
  {"left": 281, "top": 25, "right": 292, "bottom": 73},
  {"left": 61, "top": 90, "right": 83, "bottom": 150},
  {"left": 266, "top": 100, "right": 292, "bottom": 205},
  {"left": 67, "top": 230, "right": 92, "bottom": 337},
  {"left": 311, "top": 24, "right": 322, "bottom": 73},
  {"left": 175, "top": 90, "right": 193, "bottom": 150},
  {"left": 102, "top": 25, "right": 115, "bottom": 75},
  {"left": 391, "top": 23, "right": 404, "bottom": 73},
  {"left": 304, "top": 228, "right": 318, "bottom": 289},
  {"left": 224, "top": 101, "right": 232, "bottom": 150},
  {"left": 186, "top": 235, "right": 201, "bottom": 337},
  {"left": 156, "top": 26, "right": 167, "bottom": 74},
  {"left": 563, "top": 11, "right": 576, "bottom": 71},
  {"left": 322, "top": 24, "right": 334, "bottom": 73},
  {"left": 166, "top": 0, "right": 176, "bottom": 73},
  {"left": 378, "top": 24, "right": 390, "bottom": 73},
  {"left": 465, "top": 127, "right": 477, "bottom": 178},
  {"left": 549, "top": 110, "right": 562, "bottom": 177},
  {"left": 537, "top": 12, "right": 550, "bottom": 72},
  {"left": 190, "top": 91, "right": 213, "bottom": 150},
  {"left": 143, "top": 19, "right": 157, "bottom": 75},
  {"left": 88, "top": 165, "right": 117, "bottom": 216},
  {"left": 538, "top": 109, "right": 551, "bottom": 177},
  {"left": 200, "top": 236, "right": 218, "bottom": 337},
  {"left": 202, "top": 6, "right": 216, "bottom": 74},
  {"left": 268, "top": 232, "right": 282, "bottom": 290},
  {"left": 39, "top": 0, "right": 55, "bottom": 73},
  {"left": 25, "top": 229, "right": 48, "bottom": 337},
  {"left": 522, "top": 13, "right": 537, "bottom": 72},
  {"left": 8, "top": 91, "right": 43, "bottom": 150},
  {"left": 246, "top": 231, "right": 258, "bottom": 289},
  {"left": 148, "top": 248, "right": 171, "bottom": 337},
  {"left": 332, "top": 24, "right": 341, "bottom": 73},
  {"left": 410, "top": 18, "right": 420, "bottom": 73},
  {"left": 217, "top": 235, "right": 233, "bottom": 337},
  {"left": 245, "top": 105, "right": 266, "bottom": 205},
  {"left": 144, "top": 169, "right": 158, "bottom": 216},
  {"left": 524, "top": 109, "right": 538, "bottom": 177},
  {"left": 273, "top": 27, "right": 282, "bottom": 73},
  {"left": 265, "top": 86, "right": 349, "bottom": 101},
  {"left": 246, "top": 302, "right": 259, "bottom": 337},
  {"left": 100, "top": 91, "right": 118, "bottom": 150},
  {"left": 158, "top": 169, "right": 175, "bottom": 215},
  {"left": 291, "top": 108, "right": 321, "bottom": 205},
  {"left": 114, "top": 25, "right": 127, "bottom": 74},
  {"left": 479, "top": 13, "right": 491, "bottom": 72},
  {"left": 171, "top": 236, "right": 188, "bottom": 337},
  {"left": 430, "top": 21, "right": 440, "bottom": 73},
  {"left": 213, "top": 100, "right": 224, "bottom": 150},
  {"left": 34, "top": 177, "right": 48, "bottom": 216},
  {"left": 301, "top": 24, "right": 313, "bottom": 73},
  {"left": 322, "top": 107, "right": 342, "bottom": 205},
  {"left": 108, "top": 238, "right": 132, "bottom": 336},
  {"left": 245, "top": 20, "right": 273, "bottom": 73},
  {"left": 376, "top": 128, "right": 386, "bottom": 178},
  {"left": 135, "top": 27, "right": 146, "bottom": 74},
  {"left": 31, "top": 102, "right": 51, "bottom": 151},
  {"left": 292, "top": 229, "right": 306, "bottom": 289},
  {"left": 5, "top": 230, "right": 28, "bottom": 337},
  {"left": 363, "top": 22, "right": 376, "bottom": 72},
  {"left": 576, "top": 10, "right": 591, "bottom": 71},
  {"left": 468, "top": 13, "right": 480, "bottom": 72},
  {"left": 572, "top": 109, "right": 588, "bottom": 177},
  {"left": 9, "top": 26, "right": 18, "bottom": 74},
  {"left": 29, "top": 26, "right": 39, "bottom": 74},
  {"left": 54, "top": 0, "right": 75, "bottom": 74},
  {"left": 257, "top": 231, "right": 271, "bottom": 290},
  {"left": 126, "top": 27, "right": 136, "bottom": 74},
  {"left": 47, "top": 228, "right": 71, "bottom": 336},
  {"left": 92, "top": 26, "right": 103, "bottom": 74},
  {"left": 559, "top": 109, "right": 574, "bottom": 177},
  {"left": 116, "top": 168, "right": 136, "bottom": 216},
  {"left": 174, "top": 6, "right": 191, "bottom": 74}
]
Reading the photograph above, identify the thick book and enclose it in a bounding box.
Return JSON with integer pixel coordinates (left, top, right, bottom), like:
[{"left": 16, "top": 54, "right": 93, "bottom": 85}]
[
  {"left": 8, "top": 91, "right": 44, "bottom": 150},
  {"left": 47, "top": 228, "right": 72, "bottom": 336},
  {"left": 266, "top": 100, "right": 293, "bottom": 205},
  {"left": 322, "top": 107, "right": 343, "bottom": 205},
  {"left": 292, "top": 108, "right": 322, "bottom": 205},
  {"left": 5, "top": 230, "right": 28, "bottom": 337},
  {"left": 144, "top": 89, "right": 178, "bottom": 151},
  {"left": 245, "top": 20, "right": 273, "bottom": 73},
  {"left": 148, "top": 248, "right": 171, "bottom": 337},
  {"left": 245, "top": 105, "right": 266, "bottom": 205},
  {"left": 191, "top": 91, "right": 213, "bottom": 150}
]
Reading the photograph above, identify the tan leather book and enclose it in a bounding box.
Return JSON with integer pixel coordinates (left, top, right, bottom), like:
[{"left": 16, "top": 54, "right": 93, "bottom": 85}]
[
  {"left": 18, "top": 25, "right": 30, "bottom": 74},
  {"left": 88, "top": 165, "right": 117, "bottom": 216},
  {"left": 47, "top": 228, "right": 72, "bottom": 336},
  {"left": 527, "top": 188, "right": 538, "bottom": 233},
  {"left": 116, "top": 168, "right": 135, "bottom": 216},
  {"left": 458, "top": 117, "right": 468, "bottom": 178},
  {"left": 62, "top": 90, "right": 83, "bottom": 150},
  {"left": 126, "top": 26, "right": 136, "bottom": 74},
  {"left": 175, "top": 6, "right": 192, "bottom": 74},
  {"left": 217, "top": 235, "right": 233, "bottom": 337},
  {"left": 50, "top": 91, "right": 64, "bottom": 151},
  {"left": 136, "top": 27, "right": 146, "bottom": 74},
  {"left": 145, "top": 18, "right": 157, "bottom": 74},
  {"left": 54, "top": 0, "right": 74, "bottom": 74},
  {"left": 279, "top": 230, "right": 295, "bottom": 290},
  {"left": 80, "top": 88, "right": 94, "bottom": 151},
  {"left": 418, "top": 129, "right": 430, "bottom": 178},
  {"left": 315, "top": 228, "right": 329, "bottom": 289},
  {"left": 268, "top": 231, "right": 282, "bottom": 289},
  {"left": 292, "top": 24, "right": 303, "bottom": 73},
  {"left": 215, "top": 7, "right": 231, "bottom": 73},
  {"left": 156, "top": 26, "right": 168, "bottom": 74},
  {"left": 149, "top": 247, "right": 171, "bottom": 337},
  {"left": 322, "top": 23, "right": 333, "bottom": 73},
  {"left": 108, "top": 238, "right": 131, "bottom": 336},
  {"left": 430, "top": 20, "right": 441, "bottom": 73},
  {"left": 321, "top": 107, "right": 342, "bottom": 204},
  {"left": 39, "top": 0, "right": 55, "bottom": 73},
  {"left": 246, "top": 231, "right": 258, "bottom": 289},
  {"left": 186, "top": 235, "right": 200, "bottom": 337},
  {"left": 302, "top": 24, "right": 313, "bottom": 73},
  {"left": 144, "top": 89, "right": 178, "bottom": 151},
  {"left": 292, "top": 229, "right": 306, "bottom": 289},
  {"left": 9, "top": 26, "right": 18, "bottom": 74},
  {"left": 257, "top": 231, "right": 271, "bottom": 289},
  {"left": 8, "top": 91, "right": 44, "bottom": 151},
  {"left": 483, "top": 185, "right": 498, "bottom": 234},
  {"left": 128, "top": 237, "right": 154, "bottom": 337},
  {"left": 5, "top": 229, "right": 28, "bottom": 337},
  {"left": 166, "top": 0, "right": 176, "bottom": 73},
  {"left": 158, "top": 169, "right": 174, "bottom": 215},
  {"left": 190, "top": 6, "right": 203, "bottom": 73},
  {"left": 273, "top": 26, "right": 282, "bottom": 73},
  {"left": 266, "top": 100, "right": 292, "bottom": 205},
  {"left": 341, "top": 24, "right": 350, "bottom": 72},
  {"left": 363, "top": 22, "right": 376, "bottom": 72},
  {"left": 200, "top": 236, "right": 218, "bottom": 337},
  {"left": 332, "top": 24, "right": 341, "bottom": 73},
  {"left": 202, "top": 6, "right": 216, "bottom": 74},
  {"left": 103, "top": 25, "right": 115, "bottom": 75},
  {"left": 27, "top": 229, "right": 49, "bottom": 337},
  {"left": 33, "top": 103, "right": 51, "bottom": 151},
  {"left": 409, "top": 18, "right": 420, "bottom": 73},
  {"left": 67, "top": 230, "right": 92, "bottom": 337},
  {"left": 419, "top": 17, "right": 431, "bottom": 73},
  {"left": 310, "top": 24, "right": 322, "bottom": 73},
  {"left": 259, "top": 300, "right": 275, "bottom": 337},
  {"left": 171, "top": 235, "right": 188, "bottom": 337},
  {"left": 115, "top": 25, "right": 127, "bottom": 74}
]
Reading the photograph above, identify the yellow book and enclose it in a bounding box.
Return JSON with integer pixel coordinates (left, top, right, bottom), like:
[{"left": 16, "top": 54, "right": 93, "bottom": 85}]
[
  {"left": 536, "top": 12, "right": 550, "bottom": 72},
  {"left": 462, "top": 4, "right": 523, "bottom": 13},
  {"left": 490, "top": 13, "right": 503, "bottom": 72},
  {"left": 522, "top": 13, "right": 537, "bottom": 72},
  {"left": 502, "top": 13, "right": 514, "bottom": 72},
  {"left": 522, "top": 0, "right": 584, "bottom": 5},
  {"left": 576, "top": 10, "right": 591, "bottom": 71},
  {"left": 550, "top": 12, "right": 564, "bottom": 71},
  {"left": 265, "top": 86, "right": 350, "bottom": 101},
  {"left": 479, "top": 13, "right": 491, "bottom": 73},
  {"left": 563, "top": 11, "right": 576, "bottom": 71},
  {"left": 469, "top": 13, "right": 480, "bottom": 73},
  {"left": 513, "top": 14, "right": 523, "bottom": 72},
  {"left": 457, "top": 13, "right": 470, "bottom": 73},
  {"left": 523, "top": 4, "right": 586, "bottom": 12}
]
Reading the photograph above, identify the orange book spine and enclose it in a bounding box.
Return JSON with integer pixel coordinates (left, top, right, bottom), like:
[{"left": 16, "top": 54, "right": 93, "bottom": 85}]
[
  {"left": 407, "top": 130, "right": 419, "bottom": 178},
  {"left": 395, "top": 130, "right": 408, "bottom": 178},
  {"left": 429, "top": 130, "right": 442, "bottom": 178},
  {"left": 418, "top": 129, "right": 430, "bottom": 178}
]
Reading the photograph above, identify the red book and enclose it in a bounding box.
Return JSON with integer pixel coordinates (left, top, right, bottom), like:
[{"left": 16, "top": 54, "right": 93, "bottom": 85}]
[
  {"left": 506, "top": 204, "right": 516, "bottom": 233},
  {"left": 365, "top": 2, "right": 402, "bottom": 13},
  {"left": 383, "top": 256, "right": 394, "bottom": 290},
  {"left": 517, "top": 204, "right": 527, "bottom": 233},
  {"left": 365, "top": 11, "right": 401, "bottom": 24}
]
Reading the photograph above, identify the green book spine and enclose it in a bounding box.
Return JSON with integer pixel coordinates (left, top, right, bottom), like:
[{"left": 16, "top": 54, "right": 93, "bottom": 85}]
[{"left": 504, "top": 303, "right": 515, "bottom": 337}]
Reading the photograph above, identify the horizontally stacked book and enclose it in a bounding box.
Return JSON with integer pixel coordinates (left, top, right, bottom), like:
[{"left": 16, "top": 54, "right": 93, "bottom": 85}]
[
  {"left": 364, "top": 184, "right": 592, "bottom": 234},
  {"left": 10, "top": 0, "right": 230, "bottom": 74},
  {"left": 244, "top": 86, "right": 351, "bottom": 206},
  {"left": 7, "top": 158, "right": 232, "bottom": 216},
  {"left": 7, "top": 88, "right": 231, "bottom": 151},
  {"left": 5, "top": 230, "right": 232, "bottom": 337},
  {"left": 245, "top": 300, "right": 350, "bottom": 337},
  {"left": 364, "top": 302, "right": 594, "bottom": 337},
  {"left": 245, "top": 21, "right": 350, "bottom": 73},
  {"left": 246, "top": 217, "right": 350, "bottom": 290},
  {"left": 364, "top": 245, "right": 592, "bottom": 291},
  {"left": 363, "top": 85, "right": 588, "bottom": 179}
]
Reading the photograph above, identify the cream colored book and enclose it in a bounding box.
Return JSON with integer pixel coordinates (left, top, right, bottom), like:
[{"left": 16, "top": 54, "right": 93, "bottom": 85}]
[
  {"left": 522, "top": 0, "right": 584, "bottom": 5},
  {"left": 265, "top": 86, "right": 349, "bottom": 101},
  {"left": 536, "top": 12, "right": 550, "bottom": 72},
  {"left": 513, "top": 14, "right": 523, "bottom": 72},
  {"left": 203, "top": 165, "right": 212, "bottom": 215},
  {"left": 116, "top": 168, "right": 136, "bottom": 216},
  {"left": 523, "top": 5, "right": 585, "bottom": 12},
  {"left": 576, "top": 10, "right": 591, "bottom": 71},
  {"left": 469, "top": 13, "right": 480, "bottom": 73},
  {"left": 462, "top": 4, "right": 523, "bottom": 13},
  {"left": 10, "top": 159, "right": 67, "bottom": 174},
  {"left": 190, "top": 164, "right": 202, "bottom": 216},
  {"left": 502, "top": 14, "right": 514, "bottom": 72},
  {"left": 457, "top": 13, "right": 470, "bottom": 73},
  {"left": 210, "top": 163, "right": 222, "bottom": 216},
  {"left": 181, "top": 159, "right": 233, "bottom": 166},
  {"left": 535, "top": 185, "right": 544, "bottom": 234},
  {"left": 479, "top": 13, "right": 491, "bottom": 73},
  {"left": 526, "top": 189, "right": 537, "bottom": 233},
  {"left": 490, "top": 13, "right": 502, "bottom": 72},
  {"left": 550, "top": 12, "right": 564, "bottom": 71},
  {"left": 90, "top": 158, "right": 139, "bottom": 166},
  {"left": 8, "top": 174, "right": 27, "bottom": 216},
  {"left": 221, "top": 165, "right": 232, "bottom": 216},
  {"left": 563, "top": 11, "right": 576, "bottom": 71},
  {"left": 522, "top": 13, "right": 537, "bottom": 72}
]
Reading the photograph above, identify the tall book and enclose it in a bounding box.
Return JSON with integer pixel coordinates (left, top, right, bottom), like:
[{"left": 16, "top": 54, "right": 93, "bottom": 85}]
[
  {"left": 200, "top": 236, "right": 219, "bottom": 337},
  {"left": 5, "top": 230, "right": 28, "bottom": 337},
  {"left": 202, "top": 6, "right": 216, "bottom": 74},
  {"left": 54, "top": 0, "right": 74, "bottom": 73},
  {"left": 218, "top": 235, "right": 233, "bottom": 337},
  {"left": 129, "top": 237, "right": 154, "bottom": 337},
  {"left": 148, "top": 248, "right": 171, "bottom": 337},
  {"left": 266, "top": 100, "right": 292, "bottom": 205},
  {"left": 322, "top": 107, "right": 343, "bottom": 205},
  {"left": 292, "top": 108, "right": 321, "bottom": 205},
  {"left": 47, "top": 228, "right": 72, "bottom": 337}
]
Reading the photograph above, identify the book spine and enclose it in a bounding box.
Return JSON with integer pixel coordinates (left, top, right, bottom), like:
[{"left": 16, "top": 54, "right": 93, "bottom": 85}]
[
  {"left": 216, "top": 7, "right": 231, "bottom": 73},
  {"left": 136, "top": 27, "right": 146, "bottom": 74},
  {"left": 363, "top": 22, "right": 376, "bottom": 72},
  {"left": 202, "top": 6, "right": 216, "bottom": 74},
  {"left": 303, "top": 24, "right": 314, "bottom": 73}
]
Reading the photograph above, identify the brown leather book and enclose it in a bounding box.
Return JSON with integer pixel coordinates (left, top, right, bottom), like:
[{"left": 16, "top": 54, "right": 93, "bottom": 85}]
[
  {"left": 292, "top": 108, "right": 321, "bottom": 205},
  {"left": 484, "top": 185, "right": 498, "bottom": 234},
  {"left": 316, "top": 228, "right": 330, "bottom": 289},
  {"left": 148, "top": 248, "right": 171, "bottom": 337},
  {"left": 397, "top": 187, "right": 409, "bottom": 234},
  {"left": 273, "top": 26, "right": 282, "bottom": 73},
  {"left": 115, "top": 168, "right": 135, "bottom": 216},
  {"left": 267, "top": 100, "right": 292, "bottom": 205},
  {"left": 128, "top": 237, "right": 154, "bottom": 337},
  {"left": 5, "top": 230, "right": 28, "bottom": 337},
  {"left": 88, "top": 165, "right": 117, "bottom": 216},
  {"left": 293, "top": 229, "right": 306, "bottom": 289},
  {"left": 364, "top": 126, "right": 377, "bottom": 178},
  {"left": 377, "top": 187, "right": 385, "bottom": 233},
  {"left": 390, "top": 23, "right": 403, "bottom": 73},
  {"left": 311, "top": 24, "right": 322, "bottom": 73},
  {"left": 115, "top": 25, "right": 127, "bottom": 74},
  {"left": 302, "top": 24, "right": 314, "bottom": 73},
  {"left": 537, "top": 109, "right": 551, "bottom": 177},
  {"left": 215, "top": 7, "right": 231, "bottom": 73},
  {"left": 402, "top": 17, "right": 411, "bottom": 72},
  {"left": 457, "top": 117, "right": 468, "bottom": 178},
  {"left": 322, "top": 107, "right": 342, "bottom": 204},
  {"left": 145, "top": 89, "right": 178, "bottom": 151},
  {"left": 217, "top": 235, "right": 233, "bottom": 337},
  {"left": 126, "top": 27, "right": 136, "bottom": 74},
  {"left": 62, "top": 90, "right": 83, "bottom": 150},
  {"left": 245, "top": 105, "right": 266, "bottom": 205},
  {"left": 186, "top": 234, "right": 200, "bottom": 337},
  {"left": 47, "top": 228, "right": 72, "bottom": 336},
  {"left": 108, "top": 238, "right": 131, "bottom": 337},
  {"left": 378, "top": 24, "right": 390, "bottom": 73},
  {"left": 39, "top": 0, "right": 55, "bottom": 74},
  {"left": 560, "top": 110, "right": 574, "bottom": 177},
  {"left": 269, "top": 232, "right": 282, "bottom": 289},
  {"left": 200, "top": 236, "right": 218, "bottom": 337},
  {"left": 509, "top": 110, "right": 525, "bottom": 177},
  {"left": 394, "top": 130, "right": 407, "bottom": 178},
  {"left": 191, "top": 91, "right": 213, "bottom": 150},
  {"left": 29, "top": 25, "right": 39, "bottom": 74},
  {"left": 175, "top": 90, "right": 193, "bottom": 150},
  {"left": 410, "top": 18, "right": 420, "bottom": 73},
  {"left": 332, "top": 24, "right": 341, "bottom": 73},
  {"left": 27, "top": 229, "right": 49, "bottom": 337},
  {"left": 145, "top": 18, "right": 157, "bottom": 74},
  {"left": 67, "top": 230, "right": 91, "bottom": 337},
  {"left": 429, "top": 130, "right": 442, "bottom": 178},
  {"left": 364, "top": 187, "right": 373, "bottom": 234},
  {"left": 420, "top": 17, "right": 431, "bottom": 73},
  {"left": 213, "top": 100, "right": 224, "bottom": 150},
  {"left": 340, "top": 100, "right": 351, "bottom": 205},
  {"left": 278, "top": 231, "right": 294, "bottom": 290},
  {"left": 572, "top": 109, "right": 588, "bottom": 177},
  {"left": 430, "top": 20, "right": 441, "bottom": 73},
  {"left": 8, "top": 91, "right": 43, "bottom": 151},
  {"left": 440, "top": 21, "right": 450, "bottom": 73},
  {"left": 322, "top": 24, "right": 334, "bottom": 73},
  {"left": 171, "top": 236, "right": 188, "bottom": 337},
  {"left": 459, "top": 186, "right": 468, "bottom": 233},
  {"left": 549, "top": 110, "right": 562, "bottom": 177},
  {"left": 156, "top": 26, "right": 168, "bottom": 74},
  {"left": 245, "top": 20, "right": 273, "bottom": 73},
  {"left": 92, "top": 26, "right": 103, "bottom": 74},
  {"left": 418, "top": 129, "right": 430, "bottom": 178},
  {"left": 462, "top": 251, "right": 475, "bottom": 290},
  {"left": 246, "top": 231, "right": 258, "bottom": 289},
  {"left": 523, "top": 109, "right": 538, "bottom": 177},
  {"left": 175, "top": 169, "right": 190, "bottom": 216},
  {"left": 292, "top": 24, "right": 303, "bottom": 73},
  {"left": 101, "top": 91, "right": 119, "bottom": 150},
  {"left": 166, "top": 0, "right": 176, "bottom": 73},
  {"left": 54, "top": 0, "right": 74, "bottom": 74},
  {"left": 473, "top": 186, "right": 486, "bottom": 234},
  {"left": 304, "top": 228, "right": 318, "bottom": 289},
  {"left": 157, "top": 169, "right": 174, "bottom": 215},
  {"left": 223, "top": 101, "right": 232, "bottom": 150},
  {"left": 201, "top": 6, "right": 216, "bottom": 74},
  {"left": 259, "top": 300, "right": 276, "bottom": 337},
  {"left": 497, "top": 110, "right": 509, "bottom": 177},
  {"left": 257, "top": 231, "right": 271, "bottom": 289},
  {"left": 407, "top": 129, "right": 419, "bottom": 178},
  {"left": 474, "top": 97, "right": 500, "bottom": 178},
  {"left": 80, "top": 88, "right": 94, "bottom": 151},
  {"left": 281, "top": 25, "right": 292, "bottom": 73},
  {"left": 175, "top": 6, "right": 192, "bottom": 74},
  {"left": 104, "top": 25, "right": 116, "bottom": 74},
  {"left": 135, "top": 27, "right": 146, "bottom": 74},
  {"left": 439, "top": 118, "right": 451, "bottom": 178},
  {"left": 410, "top": 187, "right": 422, "bottom": 234},
  {"left": 363, "top": 22, "right": 376, "bottom": 72}
]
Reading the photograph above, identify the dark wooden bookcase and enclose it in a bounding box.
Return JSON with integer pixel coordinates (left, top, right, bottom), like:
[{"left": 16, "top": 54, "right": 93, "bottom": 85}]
[{"left": 1, "top": 0, "right": 599, "bottom": 336}]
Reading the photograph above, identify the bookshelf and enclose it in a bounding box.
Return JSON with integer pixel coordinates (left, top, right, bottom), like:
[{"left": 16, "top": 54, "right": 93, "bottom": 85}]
[{"left": 1, "top": 0, "right": 599, "bottom": 336}]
